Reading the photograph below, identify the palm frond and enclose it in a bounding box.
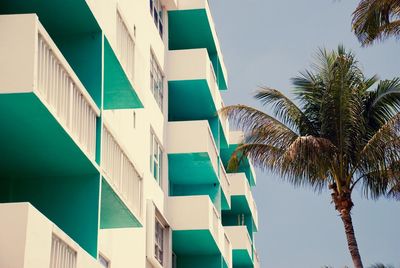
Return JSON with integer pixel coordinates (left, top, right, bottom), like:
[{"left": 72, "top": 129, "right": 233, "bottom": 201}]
[
  {"left": 254, "top": 87, "right": 317, "bottom": 135},
  {"left": 352, "top": 0, "right": 400, "bottom": 45},
  {"left": 366, "top": 78, "right": 400, "bottom": 129},
  {"left": 232, "top": 136, "right": 336, "bottom": 191},
  {"left": 220, "top": 105, "right": 299, "bottom": 147}
]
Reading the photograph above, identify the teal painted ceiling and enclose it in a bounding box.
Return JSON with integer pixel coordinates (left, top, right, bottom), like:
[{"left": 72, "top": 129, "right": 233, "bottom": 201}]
[
  {"left": 0, "top": 93, "right": 98, "bottom": 178},
  {"left": 0, "top": 0, "right": 100, "bottom": 35}
]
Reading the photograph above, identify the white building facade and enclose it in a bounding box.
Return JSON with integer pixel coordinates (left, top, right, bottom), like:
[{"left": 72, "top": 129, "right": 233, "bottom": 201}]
[{"left": 0, "top": 0, "right": 260, "bottom": 267}]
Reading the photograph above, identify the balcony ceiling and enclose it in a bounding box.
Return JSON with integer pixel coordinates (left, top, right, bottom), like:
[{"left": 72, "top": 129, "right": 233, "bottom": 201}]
[
  {"left": 172, "top": 230, "right": 219, "bottom": 255},
  {"left": 0, "top": 93, "right": 98, "bottom": 178},
  {"left": 0, "top": 0, "right": 100, "bottom": 35}
]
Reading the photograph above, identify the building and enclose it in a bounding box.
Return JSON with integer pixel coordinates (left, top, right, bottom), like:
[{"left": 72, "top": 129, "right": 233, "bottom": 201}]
[{"left": 0, "top": 0, "right": 260, "bottom": 267}]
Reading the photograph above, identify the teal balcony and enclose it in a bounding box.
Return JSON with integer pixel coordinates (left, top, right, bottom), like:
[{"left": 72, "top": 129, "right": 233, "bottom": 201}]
[
  {"left": 224, "top": 226, "right": 254, "bottom": 268},
  {"left": 167, "top": 49, "right": 229, "bottom": 148},
  {"left": 100, "top": 124, "right": 143, "bottom": 229},
  {"left": 0, "top": 14, "right": 101, "bottom": 257},
  {"left": 168, "top": 0, "right": 228, "bottom": 90},
  {"left": 168, "top": 120, "right": 231, "bottom": 210},
  {"left": 223, "top": 173, "right": 259, "bottom": 232},
  {"left": 168, "top": 196, "right": 232, "bottom": 268},
  {"left": 168, "top": 121, "right": 219, "bottom": 185}
]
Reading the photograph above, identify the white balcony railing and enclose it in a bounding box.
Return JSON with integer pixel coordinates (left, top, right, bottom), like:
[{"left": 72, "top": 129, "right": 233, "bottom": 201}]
[
  {"left": 116, "top": 10, "right": 135, "bottom": 80},
  {"left": 211, "top": 206, "right": 220, "bottom": 242},
  {"left": 36, "top": 28, "right": 99, "bottom": 160},
  {"left": 207, "top": 125, "right": 219, "bottom": 175},
  {"left": 102, "top": 126, "right": 142, "bottom": 217},
  {"left": 219, "top": 158, "right": 231, "bottom": 206},
  {"left": 50, "top": 235, "right": 77, "bottom": 268},
  {"left": 224, "top": 233, "right": 232, "bottom": 268}
]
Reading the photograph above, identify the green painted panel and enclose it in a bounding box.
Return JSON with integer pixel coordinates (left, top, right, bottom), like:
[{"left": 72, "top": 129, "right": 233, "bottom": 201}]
[
  {"left": 168, "top": 9, "right": 227, "bottom": 90},
  {"left": 100, "top": 178, "right": 142, "bottom": 228},
  {"left": 103, "top": 38, "right": 143, "bottom": 109},
  {"left": 173, "top": 230, "right": 219, "bottom": 255},
  {"left": 168, "top": 153, "right": 218, "bottom": 184},
  {"left": 0, "top": 93, "right": 98, "bottom": 177},
  {"left": 55, "top": 32, "right": 102, "bottom": 108},
  {"left": 168, "top": 80, "right": 216, "bottom": 121},
  {"left": 0, "top": 0, "right": 100, "bottom": 35},
  {"left": 0, "top": 174, "right": 101, "bottom": 258},
  {"left": 233, "top": 249, "right": 253, "bottom": 267},
  {"left": 176, "top": 253, "right": 223, "bottom": 268}
]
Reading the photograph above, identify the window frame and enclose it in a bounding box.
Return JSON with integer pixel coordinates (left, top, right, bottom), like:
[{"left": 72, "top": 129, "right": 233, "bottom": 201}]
[
  {"left": 150, "top": 130, "right": 163, "bottom": 185},
  {"left": 150, "top": 51, "right": 164, "bottom": 111},
  {"left": 150, "top": 0, "right": 164, "bottom": 37},
  {"left": 99, "top": 253, "right": 110, "bottom": 268},
  {"left": 154, "top": 216, "right": 165, "bottom": 265}
]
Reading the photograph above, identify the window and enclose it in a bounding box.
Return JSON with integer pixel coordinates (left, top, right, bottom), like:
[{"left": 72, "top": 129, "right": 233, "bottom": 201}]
[
  {"left": 154, "top": 217, "right": 165, "bottom": 265},
  {"left": 150, "top": 0, "right": 164, "bottom": 37},
  {"left": 150, "top": 52, "right": 164, "bottom": 110},
  {"left": 150, "top": 131, "right": 162, "bottom": 185},
  {"left": 99, "top": 254, "right": 110, "bottom": 268}
]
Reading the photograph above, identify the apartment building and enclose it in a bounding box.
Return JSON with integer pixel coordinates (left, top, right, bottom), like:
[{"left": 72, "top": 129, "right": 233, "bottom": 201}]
[{"left": 0, "top": 0, "right": 260, "bottom": 267}]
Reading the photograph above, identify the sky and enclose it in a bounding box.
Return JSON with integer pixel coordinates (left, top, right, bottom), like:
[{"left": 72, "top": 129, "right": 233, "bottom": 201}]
[{"left": 208, "top": 1, "right": 400, "bottom": 267}]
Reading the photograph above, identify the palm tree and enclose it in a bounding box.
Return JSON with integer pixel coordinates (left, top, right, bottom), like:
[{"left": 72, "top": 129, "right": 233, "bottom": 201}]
[
  {"left": 352, "top": 0, "right": 400, "bottom": 45},
  {"left": 222, "top": 46, "right": 400, "bottom": 268}
]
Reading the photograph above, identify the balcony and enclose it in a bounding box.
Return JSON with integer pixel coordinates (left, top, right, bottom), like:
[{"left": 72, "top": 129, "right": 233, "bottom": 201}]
[
  {"left": 168, "top": 120, "right": 219, "bottom": 185},
  {"left": 224, "top": 226, "right": 254, "bottom": 267},
  {"left": 0, "top": 203, "right": 102, "bottom": 268},
  {"left": 0, "top": 14, "right": 100, "bottom": 175},
  {"left": 167, "top": 196, "right": 231, "bottom": 268},
  {"left": 100, "top": 124, "right": 143, "bottom": 228},
  {"left": 167, "top": 49, "right": 229, "bottom": 147},
  {"left": 221, "top": 131, "right": 257, "bottom": 186},
  {"left": 0, "top": 15, "right": 101, "bottom": 257},
  {"left": 227, "top": 173, "right": 259, "bottom": 231},
  {"left": 168, "top": 0, "right": 228, "bottom": 90}
]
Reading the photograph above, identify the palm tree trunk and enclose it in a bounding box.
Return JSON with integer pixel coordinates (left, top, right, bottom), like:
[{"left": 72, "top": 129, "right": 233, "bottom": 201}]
[
  {"left": 331, "top": 185, "right": 363, "bottom": 268},
  {"left": 339, "top": 208, "right": 364, "bottom": 268}
]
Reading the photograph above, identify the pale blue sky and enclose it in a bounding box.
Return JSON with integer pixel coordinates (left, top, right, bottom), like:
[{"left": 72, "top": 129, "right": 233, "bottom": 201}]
[{"left": 209, "top": 1, "right": 400, "bottom": 267}]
